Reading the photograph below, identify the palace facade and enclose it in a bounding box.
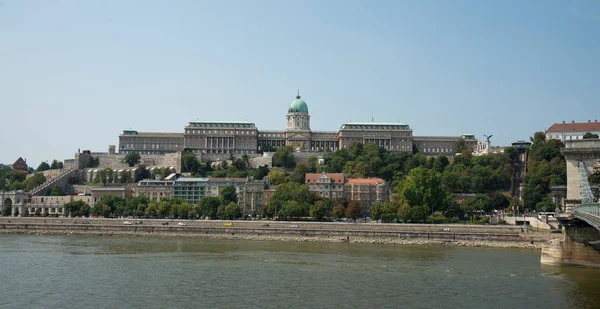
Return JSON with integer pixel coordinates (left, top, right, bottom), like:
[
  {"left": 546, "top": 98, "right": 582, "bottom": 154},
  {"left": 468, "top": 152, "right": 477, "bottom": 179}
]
[{"left": 119, "top": 93, "right": 478, "bottom": 157}]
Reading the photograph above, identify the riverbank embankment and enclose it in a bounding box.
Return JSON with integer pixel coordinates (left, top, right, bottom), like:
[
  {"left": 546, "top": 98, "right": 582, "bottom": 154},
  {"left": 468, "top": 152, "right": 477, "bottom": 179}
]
[{"left": 0, "top": 217, "right": 558, "bottom": 248}]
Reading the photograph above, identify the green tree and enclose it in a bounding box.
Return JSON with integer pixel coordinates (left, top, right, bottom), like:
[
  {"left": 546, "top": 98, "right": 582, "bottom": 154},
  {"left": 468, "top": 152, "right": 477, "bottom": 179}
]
[
  {"left": 220, "top": 185, "right": 238, "bottom": 205},
  {"left": 64, "top": 200, "right": 91, "bottom": 217},
  {"left": 49, "top": 185, "right": 64, "bottom": 196},
  {"left": 309, "top": 200, "right": 330, "bottom": 221},
  {"left": 50, "top": 159, "right": 61, "bottom": 169},
  {"left": 251, "top": 165, "right": 270, "bottom": 180},
  {"left": 123, "top": 152, "right": 141, "bottom": 167},
  {"left": 398, "top": 167, "right": 449, "bottom": 215},
  {"left": 456, "top": 138, "right": 468, "bottom": 153},
  {"left": 432, "top": 154, "right": 450, "bottom": 173},
  {"left": 266, "top": 182, "right": 315, "bottom": 218},
  {"left": 583, "top": 132, "right": 599, "bottom": 139},
  {"left": 292, "top": 162, "right": 308, "bottom": 184},
  {"left": 223, "top": 202, "right": 241, "bottom": 219},
  {"left": 134, "top": 165, "right": 151, "bottom": 182},
  {"left": 273, "top": 146, "right": 296, "bottom": 168},
  {"left": 199, "top": 196, "right": 222, "bottom": 219},
  {"left": 2, "top": 204, "right": 12, "bottom": 216},
  {"left": 91, "top": 195, "right": 125, "bottom": 218},
  {"left": 410, "top": 205, "right": 428, "bottom": 223},
  {"left": 536, "top": 197, "right": 558, "bottom": 212},
  {"left": 158, "top": 200, "right": 170, "bottom": 218},
  {"left": 36, "top": 161, "right": 50, "bottom": 172},
  {"left": 145, "top": 201, "right": 158, "bottom": 217},
  {"left": 590, "top": 173, "right": 600, "bottom": 186},
  {"left": 397, "top": 203, "right": 411, "bottom": 222},
  {"left": 182, "top": 152, "right": 201, "bottom": 174},
  {"left": 268, "top": 171, "right": 289, "bottom": 185}
]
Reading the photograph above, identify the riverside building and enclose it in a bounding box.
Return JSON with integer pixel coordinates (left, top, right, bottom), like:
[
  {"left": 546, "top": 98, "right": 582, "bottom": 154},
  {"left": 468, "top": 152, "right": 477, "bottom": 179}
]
[{"left": 118, "top": 92, "right": 479, "bottom": 158}]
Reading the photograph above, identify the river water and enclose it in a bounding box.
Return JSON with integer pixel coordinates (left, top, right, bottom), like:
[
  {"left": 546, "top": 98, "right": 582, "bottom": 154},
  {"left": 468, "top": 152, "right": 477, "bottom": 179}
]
[{"left": 1, "top": 236, "right": 599, "bottom": 309}]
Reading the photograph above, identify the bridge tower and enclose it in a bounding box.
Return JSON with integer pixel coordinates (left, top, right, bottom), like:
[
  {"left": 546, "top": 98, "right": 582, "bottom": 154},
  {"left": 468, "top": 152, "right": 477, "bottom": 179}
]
[
  {"left": 541, "top": 138, "right": 600, "bottom": 268},
  {"left": 561, "top": 139, "right": 600, "bottom": 213}
]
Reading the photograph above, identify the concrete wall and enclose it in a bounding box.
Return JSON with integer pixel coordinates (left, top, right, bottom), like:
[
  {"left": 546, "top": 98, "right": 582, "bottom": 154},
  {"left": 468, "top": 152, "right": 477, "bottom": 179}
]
[
  {"left": 77, "top": 152, "right": 181, "bottom": 171},
  {"left": 541, "top": 224, "right": 600, "bottom": 268}
]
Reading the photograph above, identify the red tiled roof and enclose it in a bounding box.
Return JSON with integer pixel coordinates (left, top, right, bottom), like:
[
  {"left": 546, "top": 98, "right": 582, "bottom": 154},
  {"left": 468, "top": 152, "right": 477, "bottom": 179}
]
[
  {"left": 305, "top": 173, "right": 345, "bottom": 184},
  {"left": 346, "top": 178, "right": 386, "bottom": 184},
  {"left": 546, "top": 121, "right": 600, "bottom": 133}
]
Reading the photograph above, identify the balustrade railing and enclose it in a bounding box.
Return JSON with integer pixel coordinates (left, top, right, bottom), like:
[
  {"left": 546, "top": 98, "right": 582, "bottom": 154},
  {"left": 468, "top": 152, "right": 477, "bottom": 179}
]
[{"left": 573, "top": 204, "right": 600, "bottom": 217}]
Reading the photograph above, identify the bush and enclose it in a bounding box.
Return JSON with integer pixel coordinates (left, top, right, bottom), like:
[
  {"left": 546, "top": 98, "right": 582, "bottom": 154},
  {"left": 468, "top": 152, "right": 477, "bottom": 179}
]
[
  {"left": 426, "top": 216, "right": 449, "bottom": 224},
  {"left": 498, "top": 219, "right": 508, "bottom": 225},
  {"left": 475, "top": 217, "right": 489, "bottom": 224}
]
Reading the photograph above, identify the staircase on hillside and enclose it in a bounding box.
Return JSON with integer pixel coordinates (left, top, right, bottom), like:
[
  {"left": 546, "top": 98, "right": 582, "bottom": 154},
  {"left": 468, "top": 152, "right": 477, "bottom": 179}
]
[{"left": 30, "top": 169, "right": 78, "bottom": 196}]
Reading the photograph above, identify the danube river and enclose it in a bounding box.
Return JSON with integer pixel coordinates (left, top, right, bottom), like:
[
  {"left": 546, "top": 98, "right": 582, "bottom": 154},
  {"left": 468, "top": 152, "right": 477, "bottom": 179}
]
[{"left": 1, "top": 236, "right": 599, "bottom": 309}]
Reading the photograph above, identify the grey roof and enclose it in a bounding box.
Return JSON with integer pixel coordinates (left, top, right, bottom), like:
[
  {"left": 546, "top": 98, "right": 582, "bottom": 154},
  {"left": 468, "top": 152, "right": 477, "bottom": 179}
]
[{"left": 186, "top": 121, "right": 256, "bottom": 128}]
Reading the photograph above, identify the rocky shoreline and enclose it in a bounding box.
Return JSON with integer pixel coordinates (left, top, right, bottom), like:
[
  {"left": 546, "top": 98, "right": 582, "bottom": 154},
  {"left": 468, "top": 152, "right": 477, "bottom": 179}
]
[{"left": 0, "top": 228, "right": 550, "bottom": 249}]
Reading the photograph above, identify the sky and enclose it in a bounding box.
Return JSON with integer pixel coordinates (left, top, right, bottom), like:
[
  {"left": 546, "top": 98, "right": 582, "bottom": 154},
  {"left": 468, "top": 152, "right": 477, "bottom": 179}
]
[{"left": 1, "top": 0, "right": 599, "bottom": 168}]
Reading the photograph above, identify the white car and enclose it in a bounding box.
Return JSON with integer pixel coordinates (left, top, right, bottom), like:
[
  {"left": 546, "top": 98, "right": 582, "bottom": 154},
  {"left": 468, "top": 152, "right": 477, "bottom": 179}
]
[
  {"left": 123, "top": 221, "right": 132, "bottom": 225},
  {"left": 178, "top": 222, "right": 186, "bottom": 226}
]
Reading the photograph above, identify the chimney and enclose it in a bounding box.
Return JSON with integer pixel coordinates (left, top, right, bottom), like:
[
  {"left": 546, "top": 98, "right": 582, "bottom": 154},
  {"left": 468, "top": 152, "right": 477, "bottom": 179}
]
[
  {"left": 589, "top": 120, "right": 592, "bottom": 123},
  {"left": 562, "top": 121, "right": 565, "bottom": 124},
  {"left": 572, "top": 120, "right": 575, "bottom": 123}
]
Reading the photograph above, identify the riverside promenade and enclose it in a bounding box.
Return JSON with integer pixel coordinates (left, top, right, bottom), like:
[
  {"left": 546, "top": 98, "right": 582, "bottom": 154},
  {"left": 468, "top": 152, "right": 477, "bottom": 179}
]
[{"left": 0, "top": 217, "right": 557, "bottom": 248}]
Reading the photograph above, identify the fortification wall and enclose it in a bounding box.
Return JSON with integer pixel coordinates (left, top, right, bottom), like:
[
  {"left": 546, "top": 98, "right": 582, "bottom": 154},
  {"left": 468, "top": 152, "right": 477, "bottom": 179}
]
[{"left": 77, "top": 152, "right": 181, "bottom": 172}]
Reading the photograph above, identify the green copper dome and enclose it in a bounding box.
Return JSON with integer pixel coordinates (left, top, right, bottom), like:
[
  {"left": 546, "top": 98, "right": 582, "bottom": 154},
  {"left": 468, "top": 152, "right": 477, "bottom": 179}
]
[{"left": 289, "top": 94, "right": 309, "bottom": 113}]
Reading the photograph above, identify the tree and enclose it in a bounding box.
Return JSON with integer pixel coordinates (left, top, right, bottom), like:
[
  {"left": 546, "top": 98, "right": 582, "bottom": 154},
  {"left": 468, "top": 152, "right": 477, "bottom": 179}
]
[
  {"left": 49, "top": 185, "right": 64, "bottom": 196},
  {"left": 456, "top": 138, "right": 468, "bottom": 153},
  {"left": 398, "top": 167, "right": 449, "bottom": 215},
  {"left": 2, "top": 204, "right": 12, "bottom": 216},
  {"left": 36, "top": 162, "right": 50, "bottom": 172},
  {"left": 252, "top": 165, "right": 270, "bottom": 180},
  {"left": 223, "top": 202, "right": 241, "bottom": 219},
  {"left": 344, "top": 201, "right": 361, "bottom": 220},
  {"left": 309, "top": 200, "right": 330, "bottom": 221},
  {"left": 583, "top": 132, "right": 599, "bottom": 139},
  {"left": 91, "top": 195, "right": 125, "bottom": 218},
  {"left": 50, "top": 160, "right": 60, "bottom": 169},
  {"left": 199, "top": 196, "right": 222, "bottom": 219},
  {"left": 267, "top": 182, "right": 315, "bottom": 218},
  {"left": 273, "top": 146, "right": 296, "bottom": 168},
  {"left": 292, "top": 162, "right": 308, "bottom": 184},
  {"left": 397, "top": 203, "right": 411, "bottom": 222},
  {"left": 268, "top": 171, "right": 288, "bottom": 185},
  {"left": 536, "top": 197, "right": 558, "bottom": 212},
  {"left": 332, "top": 205, "right": 346, "bottom": 219},
  {"left": 134, "top": 165, "right": 151, "bottom": 182},
  {"left": 64, "top": 200, "right": 91, "bottom": 217},
  {"left": 410, "top": 206, "right": 428, "bottom": 223},
  {"left": 123, "top": 152, "right": 141, "bottom": 167},
  {"left": 590, "top": 173, "right": 600, "bottom": 186},
  {"left": 432, "top": 154, "right": 450, "bottom": 173},
  {"left": 145, "top": 201, "right": 158, "bottom": 217},
  {"left": 220, "top": 185, "right": 238, "bottom": 205}
]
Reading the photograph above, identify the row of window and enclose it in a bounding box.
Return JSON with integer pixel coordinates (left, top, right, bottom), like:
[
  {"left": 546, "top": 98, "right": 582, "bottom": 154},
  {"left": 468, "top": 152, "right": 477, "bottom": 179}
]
[{"left": 186, "top": 130, "right": 256, "bottom": 135}]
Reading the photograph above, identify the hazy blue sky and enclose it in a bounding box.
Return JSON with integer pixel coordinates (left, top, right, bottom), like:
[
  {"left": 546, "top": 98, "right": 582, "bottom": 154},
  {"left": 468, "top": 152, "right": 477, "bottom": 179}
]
[{"left": 1, "top": 0, "right": 599, "bottom": 168}]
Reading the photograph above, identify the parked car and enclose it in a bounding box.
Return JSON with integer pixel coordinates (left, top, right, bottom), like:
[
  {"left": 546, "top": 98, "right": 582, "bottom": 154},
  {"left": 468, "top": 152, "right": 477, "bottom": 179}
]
[
  {"left": 178, "top": 222, "right": 186, "bottom": 226},
  {"left": 290, "top": 224, "right": 299, "bottom": 228},
  {"left": 123, "top": 221, "right": 132, "bottom": 225},
  {"left": 135, "top": 221, "right": 143, "bottom": 225},
  {"left": 161, "top": 222, "right": 169, "bottom": 225},
  {"left": 224, "top": 222, "right": 233, "bottom": 227},
  {"left": 261, "top": 223, "right": 270, "bottom": 227}
]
